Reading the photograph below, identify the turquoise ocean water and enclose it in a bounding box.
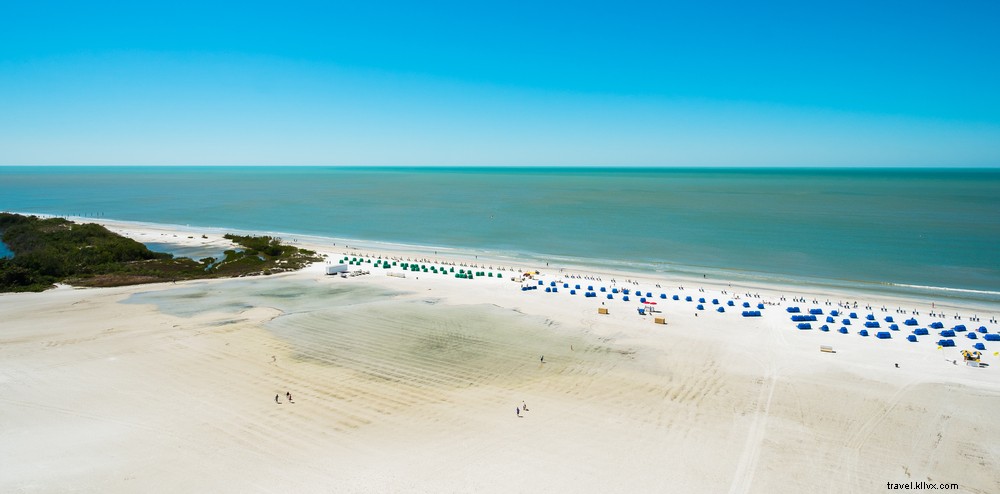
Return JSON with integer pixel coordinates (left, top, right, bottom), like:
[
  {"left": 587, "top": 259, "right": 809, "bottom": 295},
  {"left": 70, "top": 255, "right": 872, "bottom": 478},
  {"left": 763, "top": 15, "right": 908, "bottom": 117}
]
[{"left": 1, "top": 166, "right": 997, "bottom": 301}]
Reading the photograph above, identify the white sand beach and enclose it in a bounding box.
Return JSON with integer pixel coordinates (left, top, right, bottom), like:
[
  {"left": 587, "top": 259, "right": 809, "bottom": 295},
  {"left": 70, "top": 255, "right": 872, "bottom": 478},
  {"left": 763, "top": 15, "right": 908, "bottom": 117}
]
[{"left": 2, "top": 218, "right": 999, "bottom": 493}]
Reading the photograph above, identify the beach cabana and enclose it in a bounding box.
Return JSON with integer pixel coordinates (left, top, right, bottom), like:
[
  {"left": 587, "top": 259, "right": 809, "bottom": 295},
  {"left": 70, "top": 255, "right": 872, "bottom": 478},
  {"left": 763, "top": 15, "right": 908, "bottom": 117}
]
[
  {"left": 839, "top": 327, "right": 849, "bottom": 334},
  {"left": 685, "top": 296, "right": 692, "bottom": 302},
  {"left": 974, "top": 342, "right": 986, "bottom": 351},
  {"left": 673, "top": 295, "right": 679, "bottom": 300},
  {"left": 939, "top": 330, "right": 956, "bottom": 337},
  {"left": 876, "top": 331, "right": 891, "bottom": 339},
  {"left": 646, "top": 292, "right": 652, "bottom": 297},
  {"left": 660, "top": 293, "right": 667, "bottom": 299},
  {"left": 938, "top": 339, "right": 955, "bottom": 347},
  {"left": 859, "top": 330, "right": 869, "bottom": 337},
  {"left": 575, "top": 284, "right": 581, "bottom": 289},
  {"left": 866, "top": 314, "right": 875, "bottom": 321},
  {"left": 717, "top": 307, "right": 725, "bottom": 313},
  {"left": 978, "top": 326, "right": 988, "bottom": 333},
  {"left": 588, "top": 285, "right": 594, "bottom": 291},
  {"left": 849, "top": 312, "right": 858, "bottom": 319},
  {"left": 826, "top": 316, "right": 835, "bottom": 323},
  {"left": 984, "top": 334, "right": 1000, "bottom": 341},
  {"left": 889, "top": 324, "right": 899, "bottom": 331},
  {"left": 904, "top": 318, "right": 918, "bottom": 326},
  {"left": 570, "top": 290, "right": 576, "bottom": 295},
  {"left": 809, "top": 308, "right": 823, "bottom": 315},
  {"left": 820, "top": 324, "right": 829, "bottom": 331},
  {"left": 712, "top": 299, "right": 719, "bottom": 305},
  {"left": 967, "top": 332, "right": 978, "bottom": 340},
  {"left": 907, "top": 335, "right": 918, "bottom": 342},
  {"left": 696, "top": 304, "right": 704, "bottom": 310},
  {"left": 742, "top": 310, "right": 761, "bottom": 317},
  {"left": 842, "top": 319, "right": 851, "bottom": 325},
  {"left": 757, "top": 303, "right": 765, "bottom": 310},
  {"left": 885, "top": 316, "right": 894, "bottom": 323},
  {"left": 727, "top": 300, "right": 735, "bottom": 306},
  {"left": 698, "top": 298, "right": 706, "bottom": 303},
  {"left": 913, "top": 328, "right": 929, "bottom": 335},
  {"left": 865, "top": 321, "right": 880, "bottom": 328},
  {"left": 797, "top": 323, "right": 812, "bottom": 330},
  {"left": 930, "top": 322, "right": 944, "bottom": 329},
  {"left": 953, "top": 325, "right": 967, "bottom": 332},
  {"left": 623, "top": 296, "right": 630, "bottom": 302},
  {"left": 743, "top": 302, "right": 751, "bottom": 308},
  {"left": 786, "top": 307, "right": 800, "bottom": 313},
  {"left": 600, "top": 287, "right": 606, "bottom": 292},
  {"left": 830, "top": 310, "right": 840, "bottom": 316},
  {"left": 613, "top": 288, "right": 619, "bottom": 294}
]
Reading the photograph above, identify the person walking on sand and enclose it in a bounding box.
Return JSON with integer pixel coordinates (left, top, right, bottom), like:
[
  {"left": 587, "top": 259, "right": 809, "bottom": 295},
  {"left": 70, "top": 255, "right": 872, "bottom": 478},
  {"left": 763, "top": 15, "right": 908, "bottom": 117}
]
[
  {"left": 275, "top": 394, "right": 282, "bottom": 404},
  {"left": 540, "top": 355, "right": 544, "bottom": 363},
  {"left": 523, "top": 401, "right": 528, "bottom": 412},
  {"left": 286, "top": 391, "right": 293, "bottom": 403},
  {"left": 516, "top": 407, "right": 520, "bottom": 417}
]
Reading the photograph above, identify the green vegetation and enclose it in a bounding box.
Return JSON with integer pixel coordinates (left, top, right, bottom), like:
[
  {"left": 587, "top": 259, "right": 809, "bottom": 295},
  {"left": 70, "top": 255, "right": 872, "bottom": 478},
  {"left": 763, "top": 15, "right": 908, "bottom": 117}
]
[{"left": 0, "top": 213, "right": 323, "bottom": 292}]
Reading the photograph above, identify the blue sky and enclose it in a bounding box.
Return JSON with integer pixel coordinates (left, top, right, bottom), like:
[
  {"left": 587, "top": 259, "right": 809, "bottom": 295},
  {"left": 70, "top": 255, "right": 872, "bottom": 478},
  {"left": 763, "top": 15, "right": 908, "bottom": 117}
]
[{"left": 1, "top": 1, "right": 998, "bottom": 166}]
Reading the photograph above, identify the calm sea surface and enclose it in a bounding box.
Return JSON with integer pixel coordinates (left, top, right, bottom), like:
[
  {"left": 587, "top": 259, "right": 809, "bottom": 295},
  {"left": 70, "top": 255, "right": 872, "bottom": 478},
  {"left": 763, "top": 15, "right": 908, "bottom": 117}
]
[{"left": 1, "top": 166, "right": 998, "bottom": 300}]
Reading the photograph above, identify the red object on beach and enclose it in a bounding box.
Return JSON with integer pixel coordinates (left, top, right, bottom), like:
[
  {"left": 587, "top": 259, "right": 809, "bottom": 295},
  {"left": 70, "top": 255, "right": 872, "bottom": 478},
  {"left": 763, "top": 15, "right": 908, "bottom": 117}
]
[{"left": 644, "top": 301, "right": 657, "bottom": 305}]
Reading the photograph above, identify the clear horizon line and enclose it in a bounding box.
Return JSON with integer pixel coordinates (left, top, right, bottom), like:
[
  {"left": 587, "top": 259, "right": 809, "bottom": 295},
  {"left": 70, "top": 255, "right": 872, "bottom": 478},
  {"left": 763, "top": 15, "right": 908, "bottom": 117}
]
[{"left": 2, "top": 163, "right": 999, "bottom": 169}]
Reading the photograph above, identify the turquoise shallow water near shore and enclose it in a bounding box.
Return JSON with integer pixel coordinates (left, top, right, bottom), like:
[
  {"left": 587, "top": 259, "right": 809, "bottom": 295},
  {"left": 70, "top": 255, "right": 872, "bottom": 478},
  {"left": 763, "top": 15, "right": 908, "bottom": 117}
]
[{"left": 1, "top": 166, "right": 998, "bottom": 300}]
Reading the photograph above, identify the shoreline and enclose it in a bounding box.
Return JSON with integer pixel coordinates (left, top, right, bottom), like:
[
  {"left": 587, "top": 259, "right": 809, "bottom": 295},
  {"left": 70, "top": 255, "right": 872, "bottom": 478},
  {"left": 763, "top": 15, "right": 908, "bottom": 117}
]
[
  {"left": 11, "top": 211, "right": 1000, "bottom": 306},
  {"left": 63, "top": 214, "right": 1000, "bottom": 317}
]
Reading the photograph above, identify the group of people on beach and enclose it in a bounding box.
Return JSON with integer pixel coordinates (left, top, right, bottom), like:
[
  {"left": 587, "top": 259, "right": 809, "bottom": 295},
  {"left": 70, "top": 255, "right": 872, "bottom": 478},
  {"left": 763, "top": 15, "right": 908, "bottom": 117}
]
[
  {"left": 346, "top": 249, "right": 998, "bottom": 327},
  {"left": 275, "top": 391, "right": 294, "bottom": 404},
  {"left": 348, "top": 252, "right": 522, "bottom": 273},
  {"left": 516, "top": 400, "right": 529, "bottom": 417}
]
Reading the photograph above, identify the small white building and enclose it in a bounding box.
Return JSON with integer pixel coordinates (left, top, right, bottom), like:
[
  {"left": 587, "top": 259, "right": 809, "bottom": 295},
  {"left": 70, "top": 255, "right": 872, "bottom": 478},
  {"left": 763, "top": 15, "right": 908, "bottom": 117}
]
[{"left": 325, "top": 263, "right": 348, "bottom": 275}]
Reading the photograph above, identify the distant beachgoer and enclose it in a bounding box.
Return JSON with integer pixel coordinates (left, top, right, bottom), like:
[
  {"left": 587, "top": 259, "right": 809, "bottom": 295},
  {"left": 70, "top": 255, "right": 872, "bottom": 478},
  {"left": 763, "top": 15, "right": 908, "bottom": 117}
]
[
  {"left": 275, "top": 394, "right": 281, "bottom": 404},
  {"left": 894, "top": 363, "right": 899, "bottom": 368},
  {"left": 523, "top": 401, "right": 528, "bottom": 411},
  {"left": 540, "top": 356, "right": 544, "bottom": 363},
  {"left": 516, "top": 407, "right": 520, "bottom": 417},
  {"left": 286, "top": 391, "right": 292, "bottom": 401}
]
